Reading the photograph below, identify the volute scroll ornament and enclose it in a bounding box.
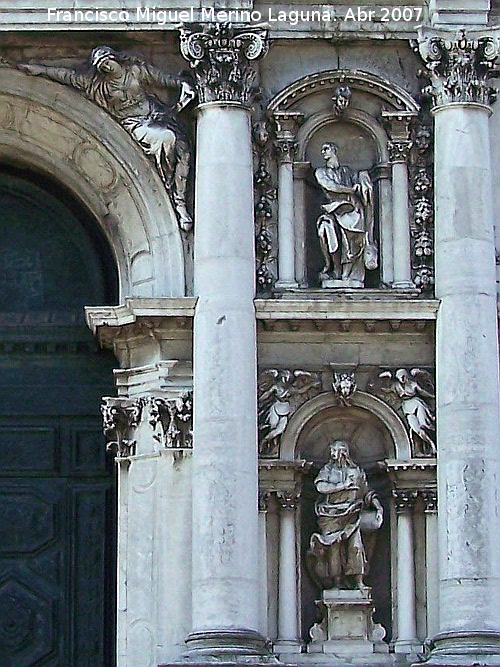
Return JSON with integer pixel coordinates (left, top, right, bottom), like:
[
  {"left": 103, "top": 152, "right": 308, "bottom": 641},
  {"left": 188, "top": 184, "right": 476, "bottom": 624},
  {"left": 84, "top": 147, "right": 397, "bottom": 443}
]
[
  {"left": 414, "top": 28, "right": 500, "bottom": 107},
  {"left": 179, "top": 23, "right": 268, "bottom": 105}
]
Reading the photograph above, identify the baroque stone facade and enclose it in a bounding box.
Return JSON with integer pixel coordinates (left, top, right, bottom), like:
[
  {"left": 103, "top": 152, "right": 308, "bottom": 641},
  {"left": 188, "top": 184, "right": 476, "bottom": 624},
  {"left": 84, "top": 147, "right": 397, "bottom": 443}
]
[{"left": 1, "top": 3, "right": 500, "bottom": 667}]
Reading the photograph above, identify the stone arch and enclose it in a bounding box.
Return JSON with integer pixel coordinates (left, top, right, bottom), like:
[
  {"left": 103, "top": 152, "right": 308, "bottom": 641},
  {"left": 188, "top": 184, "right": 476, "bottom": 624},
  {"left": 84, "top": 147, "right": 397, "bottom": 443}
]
[
  {"left": 267, "top": 69, "right": 420, "bottom": 115},
  {"left": 0, "top": 67, "right": 186, "bottom": 301},
  {"left": 280, "top": 391, "right": 412, "bottom": 461}
]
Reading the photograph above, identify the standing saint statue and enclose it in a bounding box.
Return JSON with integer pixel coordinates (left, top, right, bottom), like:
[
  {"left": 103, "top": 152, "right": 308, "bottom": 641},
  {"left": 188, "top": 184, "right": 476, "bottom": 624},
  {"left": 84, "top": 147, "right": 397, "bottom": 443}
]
[
  {"left": 19, "top": 45, "right": 196, "bottom": 231},
  {"left": 315, "top": 142, "right": 377, "bottom": 288},
  {"left": 307, "top": 440, "right": 383, "bottom": 592}
]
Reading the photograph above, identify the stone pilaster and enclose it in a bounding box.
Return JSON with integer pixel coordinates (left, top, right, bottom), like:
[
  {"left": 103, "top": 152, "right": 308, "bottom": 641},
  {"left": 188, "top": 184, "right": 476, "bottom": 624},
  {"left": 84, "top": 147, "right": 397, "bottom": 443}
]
[
  {"left": 275, "top": 491, "right": 301, "bottom": 654},
  {"left": 414, "top": 28, "right": 500, "bottom": 667},
  {"left": 273, "top": 111, "right": 304, "bottom": 289},
  {"left": 179, "top": 24, "right": 270, "bottom": 660},
  {"left": 383, "top": 111, "right": 416, "bottom": 289},
  {"left": 393, "top": 490, "right": 419, "bottom": 654}
]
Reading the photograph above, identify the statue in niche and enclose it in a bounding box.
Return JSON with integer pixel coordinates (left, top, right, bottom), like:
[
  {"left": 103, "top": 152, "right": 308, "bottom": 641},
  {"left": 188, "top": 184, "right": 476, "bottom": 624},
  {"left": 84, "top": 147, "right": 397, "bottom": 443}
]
[
  {"left": 307, "top": 440, "right": 383, "bottom": 592},
  {"left": 315, "top": 142, "right": 377, "bottom": 288},
  {"left": 378, "top": 368, "right": 436, "bottom": 456},
  {"left": 19, "top": 46, "right": 196, "bottom": 231}
]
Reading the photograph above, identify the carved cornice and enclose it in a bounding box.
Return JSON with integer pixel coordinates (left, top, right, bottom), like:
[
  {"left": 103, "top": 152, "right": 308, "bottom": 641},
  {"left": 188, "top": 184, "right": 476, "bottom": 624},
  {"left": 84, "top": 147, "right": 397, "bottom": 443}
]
[
  {"left": 388, "top": 139, "right": 412, "bottom": 163},
  {"left": 179, "top": 23, "right": 268, "bottom": 105},
  {"left": 414, "top": 28, "right": 500, "bottom": 107},
  {"left": 101, "top": 396, "right": 145, "bottom": 459}
]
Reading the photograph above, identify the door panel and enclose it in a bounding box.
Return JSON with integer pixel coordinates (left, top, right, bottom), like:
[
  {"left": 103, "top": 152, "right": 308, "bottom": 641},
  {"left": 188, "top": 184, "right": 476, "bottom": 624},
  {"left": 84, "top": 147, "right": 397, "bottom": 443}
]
[{"left": 0, "top": 168, "right": 118, "bottom": 667}]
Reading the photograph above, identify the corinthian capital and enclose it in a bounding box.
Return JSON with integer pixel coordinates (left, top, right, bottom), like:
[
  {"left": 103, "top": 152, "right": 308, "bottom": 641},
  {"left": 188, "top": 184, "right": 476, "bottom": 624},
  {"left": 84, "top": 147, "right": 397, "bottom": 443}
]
[
  {"left": 414, "top": 28, "right": 500, "bottom": 107},
  {"left": 179, "top": 23, "right": 268, "bottom": 105}
]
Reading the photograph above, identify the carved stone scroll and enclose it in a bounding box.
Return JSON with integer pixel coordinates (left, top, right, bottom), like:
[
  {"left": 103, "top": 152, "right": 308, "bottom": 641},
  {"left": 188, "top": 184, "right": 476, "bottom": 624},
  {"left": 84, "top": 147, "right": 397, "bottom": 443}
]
[
  {"left": 179, "top": 23, "right": 268, "bottom": 105},
  {"left": 414, "top": 28, "right": 500, "bottom": 107}
]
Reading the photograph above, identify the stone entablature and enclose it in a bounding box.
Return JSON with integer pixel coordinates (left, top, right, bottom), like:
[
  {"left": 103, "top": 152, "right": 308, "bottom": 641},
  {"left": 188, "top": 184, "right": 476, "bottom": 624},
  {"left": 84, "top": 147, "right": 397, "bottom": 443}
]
[{"left": 1, "top": 2, "right": 428, "bottom": 36}]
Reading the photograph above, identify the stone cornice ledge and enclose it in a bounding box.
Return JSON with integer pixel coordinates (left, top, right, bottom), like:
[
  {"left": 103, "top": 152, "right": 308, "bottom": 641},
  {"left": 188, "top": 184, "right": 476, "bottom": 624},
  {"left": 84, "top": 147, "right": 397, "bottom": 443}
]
[
  {"left": 255, "top": 298, "right": 439, "bottom": 320},
  {"left": 85, "top": 297, "right": 197, "bottom": 334}
]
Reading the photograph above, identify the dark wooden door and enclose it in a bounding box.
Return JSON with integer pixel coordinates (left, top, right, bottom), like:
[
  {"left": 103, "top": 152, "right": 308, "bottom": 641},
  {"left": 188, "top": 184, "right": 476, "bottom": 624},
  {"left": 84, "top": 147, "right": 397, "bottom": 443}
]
[{"left": 0, "top": 169, "right": 118, "bottom": 667}]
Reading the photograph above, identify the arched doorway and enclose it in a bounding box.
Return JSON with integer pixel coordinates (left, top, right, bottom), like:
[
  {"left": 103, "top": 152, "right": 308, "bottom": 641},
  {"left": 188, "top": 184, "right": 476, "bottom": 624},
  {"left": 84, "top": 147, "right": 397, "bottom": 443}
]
[{"left": 0, "top": 167, "right": 118, "bottom": 667}]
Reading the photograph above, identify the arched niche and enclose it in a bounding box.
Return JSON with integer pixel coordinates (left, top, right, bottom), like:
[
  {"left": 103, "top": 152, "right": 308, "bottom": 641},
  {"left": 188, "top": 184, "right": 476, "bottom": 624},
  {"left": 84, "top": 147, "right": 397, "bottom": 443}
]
[
  {"left": 267, "top": 69, "right": 419, "bottom": 289},
  {"left": 279, "top": 391, "right": 411, "bottom": 644},
  {"left": 280, "top": 391, "right": 411, "bottom": 462},
  {"left": 0, "top": 67, "right": 186, "bottom": 301}
]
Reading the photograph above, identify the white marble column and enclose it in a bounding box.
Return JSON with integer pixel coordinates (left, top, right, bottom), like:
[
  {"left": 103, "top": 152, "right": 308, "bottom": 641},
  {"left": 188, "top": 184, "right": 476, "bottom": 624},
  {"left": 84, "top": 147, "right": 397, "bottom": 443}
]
[
  {"left": 416, "top": 28, "right": 500, "bottom": 666},
  {"left": 394, "top": 491, "right": 418, "bottom": 653},
  {"left": 180, "top": 25, "right": 269, "bottom": 658},
  {"left": 275, "top": 492, "right": 301, "bottom": 654},
  {"left": 388, "top": 140, "right": 414, "bottom": 289},
  {"left": 273, "top": 111, "right": 303, "bottom": 290}
]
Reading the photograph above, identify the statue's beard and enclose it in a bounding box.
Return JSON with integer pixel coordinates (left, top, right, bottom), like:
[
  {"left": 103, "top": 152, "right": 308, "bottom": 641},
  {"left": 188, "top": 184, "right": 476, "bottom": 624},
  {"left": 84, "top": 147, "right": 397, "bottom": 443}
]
[{"left": 334, "top": 452, "right": 351, "bottom": 467}]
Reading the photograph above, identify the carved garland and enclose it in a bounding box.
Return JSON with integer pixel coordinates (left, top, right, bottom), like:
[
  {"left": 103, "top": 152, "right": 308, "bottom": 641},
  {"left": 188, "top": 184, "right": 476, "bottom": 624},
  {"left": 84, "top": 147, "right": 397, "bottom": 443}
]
[
  {"left": 253, "top": 121, "right": 277, "bottom": 292},
  {"left": 410, "top": 120, "right": 435, "bottom": 292}
]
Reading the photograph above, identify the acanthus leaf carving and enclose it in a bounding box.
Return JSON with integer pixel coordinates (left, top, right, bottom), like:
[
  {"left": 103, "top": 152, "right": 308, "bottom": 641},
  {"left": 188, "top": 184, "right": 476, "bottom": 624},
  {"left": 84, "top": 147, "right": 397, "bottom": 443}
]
[
  {"left": 258, "top": 369, "right": 322, "bottom": 458},
  {"left": 179, "top": 23, "right": 268, "bottom": 105},
  {"left": 101, "top": 397, "right": 145, "bottom": 459},
  {"left": 149, "top": 391, "right": 193, "bottom": 454},
  {"left": 414, "top": 29, "right": 500, "bottom": 107}
]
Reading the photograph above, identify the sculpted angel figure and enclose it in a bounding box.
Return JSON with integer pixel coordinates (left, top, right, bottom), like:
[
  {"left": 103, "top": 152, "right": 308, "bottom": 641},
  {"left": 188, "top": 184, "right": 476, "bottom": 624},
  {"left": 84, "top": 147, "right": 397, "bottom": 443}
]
[
  {"left": 379, "top": 368, "right": 436, "bottom": 456},
  {"left": 315, "top": 142, "right": 377, "bottom": 288},
  {"left": 258, "top": 369, "right": 321, "bottom": 457},
  {"left": 19, "top": 45, "right": 196, "bottom": 230}
]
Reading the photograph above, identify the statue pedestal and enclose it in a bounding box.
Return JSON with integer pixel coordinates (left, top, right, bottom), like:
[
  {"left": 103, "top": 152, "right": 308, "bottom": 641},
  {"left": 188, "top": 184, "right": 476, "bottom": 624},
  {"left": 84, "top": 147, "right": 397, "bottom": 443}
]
[
  {"left": 320, "top": 278, "right": 364, "bottom": 289},
  {"left": 308, "top": 589, "right": 386, "bottom": 657}
]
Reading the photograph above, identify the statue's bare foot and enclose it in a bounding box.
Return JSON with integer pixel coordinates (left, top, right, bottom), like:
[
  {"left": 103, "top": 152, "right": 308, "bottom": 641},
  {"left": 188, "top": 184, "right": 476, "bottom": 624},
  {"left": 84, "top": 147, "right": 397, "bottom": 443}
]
[{"left": 176, "top": 204, "right": 193, "bottom": 232}]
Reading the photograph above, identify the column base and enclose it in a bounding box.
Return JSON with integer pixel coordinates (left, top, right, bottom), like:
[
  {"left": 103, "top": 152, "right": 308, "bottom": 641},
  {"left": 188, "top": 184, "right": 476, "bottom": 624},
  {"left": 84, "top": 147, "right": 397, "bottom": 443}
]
[
  {"left": 182, "top": 629, "right": 277, "bottom": 662},
  {"left": 273, "top": 638, "right": 303, "bottom": 655},
  {"left": 413, "top": 631, "right": 500, "bottom": 667},
  {"left": 394, "top": 638, "right": 423, "bottom": 656}
]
